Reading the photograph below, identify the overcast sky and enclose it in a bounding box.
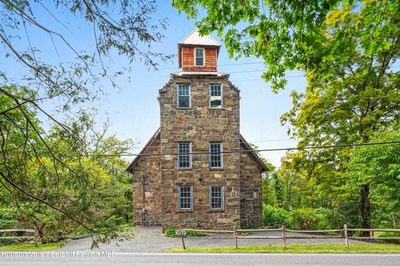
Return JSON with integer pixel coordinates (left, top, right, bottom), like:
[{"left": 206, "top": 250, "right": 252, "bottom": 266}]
[{"left": 3, "top": 1, "right": 307, "bottom": 167}]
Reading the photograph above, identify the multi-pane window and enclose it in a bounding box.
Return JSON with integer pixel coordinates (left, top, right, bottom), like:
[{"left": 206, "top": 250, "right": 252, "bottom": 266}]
[
  {"left": 210, "top": 142, "right": 223, "bottom": 168},
  {"left": 178, "top": 142, "right": 192, "bottom": 169},
  {"left": 210, "top": 84, "right": 222, "bottom": 108},
  {"left": 178, "top": 186, "right": 192, "bottom": 210},
  {"left": 210, "top": 186, "right": 224, "bottom": 209},
  {"left": 177, "top": 84, "right": 190, "bottom": 108},
  {"left": 195, "top": 48, "right": 204, "bottom": 66}
]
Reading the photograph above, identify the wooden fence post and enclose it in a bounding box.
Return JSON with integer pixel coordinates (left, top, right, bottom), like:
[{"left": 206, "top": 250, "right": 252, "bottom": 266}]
[
  {"left": 344, "top": 224, "right": 349, "bottom": 248},
  {"left": 281, "top": 225, "right": 287, "bottom": 248},
  {"left": 33, "top": 228, "right": 38, "bottom": 247},
  {"left": 181, "top": 234, "right": 186, "bottom": 250},
  {"left": 233, "top": 226, "right": 238, "bottom": 249}
]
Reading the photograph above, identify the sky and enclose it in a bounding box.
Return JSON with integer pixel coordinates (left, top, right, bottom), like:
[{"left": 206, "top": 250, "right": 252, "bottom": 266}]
[{"left": 2, "top": 1, "right": 307, "bottom": 167}]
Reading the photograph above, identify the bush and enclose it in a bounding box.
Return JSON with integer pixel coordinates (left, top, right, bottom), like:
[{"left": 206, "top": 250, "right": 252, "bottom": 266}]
[
  {"left": 164, "top": 228, "right": 207, "bottom": 238},
  {"left": 262, "top": 204, "right": 289, "bottom": 227},
  {"left": 289, "top": 208, "right": 319, "bottom": 230},
  {"left": 288, "top": 208, "right": 342, "bottom": 230}
]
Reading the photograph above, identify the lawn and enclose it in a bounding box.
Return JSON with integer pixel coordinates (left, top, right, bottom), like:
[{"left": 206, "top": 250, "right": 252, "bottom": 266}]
[
  {"left": 167, "top": 244, "right": 400, "bottom": 253},
  {"left": 0, "top": 242, "right": 65, "bottom": 251}
]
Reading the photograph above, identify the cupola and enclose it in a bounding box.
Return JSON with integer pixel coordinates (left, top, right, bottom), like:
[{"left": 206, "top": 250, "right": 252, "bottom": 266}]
[{"left": 178, "top": 29, "right": 221, "bottom": 72}]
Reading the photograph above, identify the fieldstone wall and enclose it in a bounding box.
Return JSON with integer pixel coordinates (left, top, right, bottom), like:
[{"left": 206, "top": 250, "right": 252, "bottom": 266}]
[
  {"left": 129, "top": 73, "right": 265, "bottom": 229},
  {"left": 158, "top": 73, "right": 241, "bottom": 229},
  {"left": 131, "top": 133, "right": 162, "bottom": 226},
  {"left": 240, "top": 146, "right": 263, "bottom": 227}
]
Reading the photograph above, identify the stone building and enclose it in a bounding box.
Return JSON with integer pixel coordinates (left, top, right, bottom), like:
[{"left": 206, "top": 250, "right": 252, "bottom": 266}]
[{"left": 126, "top": 30, "right": 268, "bottom": 229}]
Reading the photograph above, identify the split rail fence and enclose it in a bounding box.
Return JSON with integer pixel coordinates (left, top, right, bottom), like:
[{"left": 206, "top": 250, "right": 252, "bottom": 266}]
[
  {"left": 176, "top": 225, "right": 400, "bottom": 250},
  {"left": 0, "top": 229, "right": 38, "bottom": 247}
]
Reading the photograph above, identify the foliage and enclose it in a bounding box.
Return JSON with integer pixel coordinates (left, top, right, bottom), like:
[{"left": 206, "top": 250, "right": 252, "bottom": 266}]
[
  {"left": 0, "top": 88, "right": 134, "bottom": 244},
  {"left": 1, "top": 0, "right": 169, "bottom": 244},
  {"left": 167, "top": 244, "right": 400, "bottom": 253},
  {"left": 174, "top": 0, "right": 400, "bottom": 231},
  {"left": 262, "top": 204, "right": 289, "bottom": 227},
  {"left": 347, "top": 129, "right": 400, "bottom": 228},
  {"left": 164, "top": 228, "right": 208, "bottom": 238}
]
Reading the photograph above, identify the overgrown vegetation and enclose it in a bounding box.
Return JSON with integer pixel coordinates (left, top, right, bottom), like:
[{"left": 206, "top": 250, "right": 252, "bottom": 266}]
[
  {"left": 164, "top": 228, "right": 208, "bottom": 238},
  {"left": 0, "top": 89, "right": 134, "bottom": 245}
]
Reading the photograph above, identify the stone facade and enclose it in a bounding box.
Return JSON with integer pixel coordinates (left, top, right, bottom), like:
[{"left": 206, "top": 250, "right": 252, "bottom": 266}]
[
  {"left": 127, "top": 73, "right": 266, "bottom": 229},
  {"left": 127, "top": 30, "right": 267, "bottom": 229},
  {"left": 158, "top": 73, "right": 241, "bottom": 229}
]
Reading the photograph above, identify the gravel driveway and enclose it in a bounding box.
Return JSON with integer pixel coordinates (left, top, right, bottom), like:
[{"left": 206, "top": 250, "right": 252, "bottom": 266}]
[{"left": 60, "top": 226, "right": 367, "bottom": 253}]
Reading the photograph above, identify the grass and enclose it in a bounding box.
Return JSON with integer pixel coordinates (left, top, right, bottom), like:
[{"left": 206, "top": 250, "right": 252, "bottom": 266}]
[
  {"left": 167, "top": 243, "right": 400, "bottom": 253},
  {"left": 0, "top": 242, "right": 65, "bottom": 251},
  {"left": 164, "top": 228, "right": 208, "bottom": 238}
]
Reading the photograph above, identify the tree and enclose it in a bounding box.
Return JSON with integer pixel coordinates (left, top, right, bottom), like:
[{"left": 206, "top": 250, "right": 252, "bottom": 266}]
[
  {"left": 174, "top": 0, "right": 400, "bottom": 229},
  {"left": 348, "top": 128, "right": 400, "bottom": 228},
  {"left": 1, "top": 1, "right": 168, "bottom": 239},
  {"left": 0, "top": 101, "right": 134, "bottom": 243}
]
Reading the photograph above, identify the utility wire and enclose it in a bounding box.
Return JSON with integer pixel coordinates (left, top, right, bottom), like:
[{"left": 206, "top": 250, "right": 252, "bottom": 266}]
[{"left": 81, "top": 141, "right": 400, "bottom": 157}]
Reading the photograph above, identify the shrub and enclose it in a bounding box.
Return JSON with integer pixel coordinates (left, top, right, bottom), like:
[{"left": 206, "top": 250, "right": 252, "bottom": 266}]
[
  {"left": 164, "top": 228, "right": 207, "bottom": 238},
  {"left": 289, "top": 208, "right": 319, "bottom": 230},
  {"left": 262, "top": 204, "right": 289, "bottom": 227}
]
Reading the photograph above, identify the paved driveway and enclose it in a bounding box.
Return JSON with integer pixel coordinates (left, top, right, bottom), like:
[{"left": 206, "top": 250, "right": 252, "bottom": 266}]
[{"left": 61, "top": 226, "right": 367, "bottom": 252}]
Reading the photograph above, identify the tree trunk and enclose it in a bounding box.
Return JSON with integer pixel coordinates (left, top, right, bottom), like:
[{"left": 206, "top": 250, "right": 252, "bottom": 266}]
[{"left": 360, "top": 184, "right": 370, "bottom": 236}]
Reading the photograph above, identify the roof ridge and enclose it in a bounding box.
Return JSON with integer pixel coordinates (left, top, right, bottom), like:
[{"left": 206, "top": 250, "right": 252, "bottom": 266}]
[{"left": 178, "top": 29, "right": 221, "bottom": 46}]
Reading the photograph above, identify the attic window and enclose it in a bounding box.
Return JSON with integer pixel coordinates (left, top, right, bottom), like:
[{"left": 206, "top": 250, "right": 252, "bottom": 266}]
[{"left": 195, "top": 48, "right": 204, "bottom": 66}]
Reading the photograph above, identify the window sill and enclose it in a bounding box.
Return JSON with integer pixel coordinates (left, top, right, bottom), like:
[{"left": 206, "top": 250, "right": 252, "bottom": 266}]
[
  {"left": 208, "top": 209, "right": 225, "bottom": 212},
  {"left": 209, "top": 107, "right": 222, "bottom": 110},
  {"left": 177, "top": 107, "right": 191, "bottom": 110},
  {"left": 177, "top": 209, "right": 193, "bottom": 213},
  {"left": 210, "top": 167, "right": 223, "bottom": 171},
  {"left": 178, "top": 168, "right": 192, "bottom": 171}
]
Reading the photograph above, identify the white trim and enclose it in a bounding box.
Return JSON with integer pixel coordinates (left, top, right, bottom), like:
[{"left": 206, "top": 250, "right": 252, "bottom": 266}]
[
  {"left": 194, "top": 48, "right": 205, "bottom": 67},
  {"left": 209, "top": 83, "right": 223, "bottom": 109},
  {"left": 177, "top": 84, "right": 191, "bottom": 109}
]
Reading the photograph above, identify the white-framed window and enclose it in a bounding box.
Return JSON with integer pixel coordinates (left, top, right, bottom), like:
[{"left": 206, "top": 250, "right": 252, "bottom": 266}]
[
  {"left": 177, "top": 84, "right": 190, "bottom": 108},
  {"left": 210, "top": 186, "right": 224, "bottom": 209},
  {"left": 209, "top": 142, "right": 223, "bottom": 168},
  {"left": 210, "top": 84, "right": 222, "bottom": 108},
  {"left": 178, "top": 142, "right": 192, "bottom": 169},
  {"left": 194, "top": 48, "right": 204, "bottom": 66},
  {"left": 178, "top": 185, "right": 193, "bottom": 210}
]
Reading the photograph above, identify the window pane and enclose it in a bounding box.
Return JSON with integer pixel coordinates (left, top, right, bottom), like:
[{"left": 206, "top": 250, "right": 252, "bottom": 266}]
[
  {"left": 210, "top": 143, "right": 222, "bottom": 168},
  {"left": 210, "top": 84, "right": 222, "bottom": 108},
  {"left": 195, "top": 48, "right": 204, "bottom": 66},
  {"left": 210, "top": 186, "right": 223, "bottom": 209},
  {"left": 179, "top": 186, "right": 192, "bottom": 209},
  {"left": 177, "top": 84, "right": 190, "bottom": 108},
  {"left": 178, "top": 96, "right": 190, "bottom": 108},
  {"left": 178, "top": 142, "right": 191, "bottom": 168}
]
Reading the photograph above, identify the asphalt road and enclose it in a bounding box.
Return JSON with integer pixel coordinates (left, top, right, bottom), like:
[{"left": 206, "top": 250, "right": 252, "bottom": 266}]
[{"left": 0, "top": 252, "right": 399, "bottom": 266}]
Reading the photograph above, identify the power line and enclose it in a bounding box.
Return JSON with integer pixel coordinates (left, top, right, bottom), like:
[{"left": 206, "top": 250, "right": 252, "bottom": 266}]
[
  {"left": 82, "top": 141, "right": 400, "bottom": 157},
  {"left": 156, "top": 61, "right": 265, "bottom": 70}
]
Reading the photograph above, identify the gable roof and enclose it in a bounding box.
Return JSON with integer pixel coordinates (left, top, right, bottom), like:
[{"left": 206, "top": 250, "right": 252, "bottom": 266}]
[
  {"left": 240, "top": 135, "right": 269, "bottom": 172},
  {"left": 126, "top": 129, "right": 160, "bottom": 173},
  {"left": 178, "top": 29, "right": 221, "bottom": 46},
  {"left": 126, "top": 129, "right": 269, "bottom": 173}
]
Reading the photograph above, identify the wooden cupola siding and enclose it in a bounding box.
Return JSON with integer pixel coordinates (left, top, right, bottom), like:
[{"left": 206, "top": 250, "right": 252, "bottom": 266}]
[{"left": 179, "top": 45, "right": 219, "bottom": 72}]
